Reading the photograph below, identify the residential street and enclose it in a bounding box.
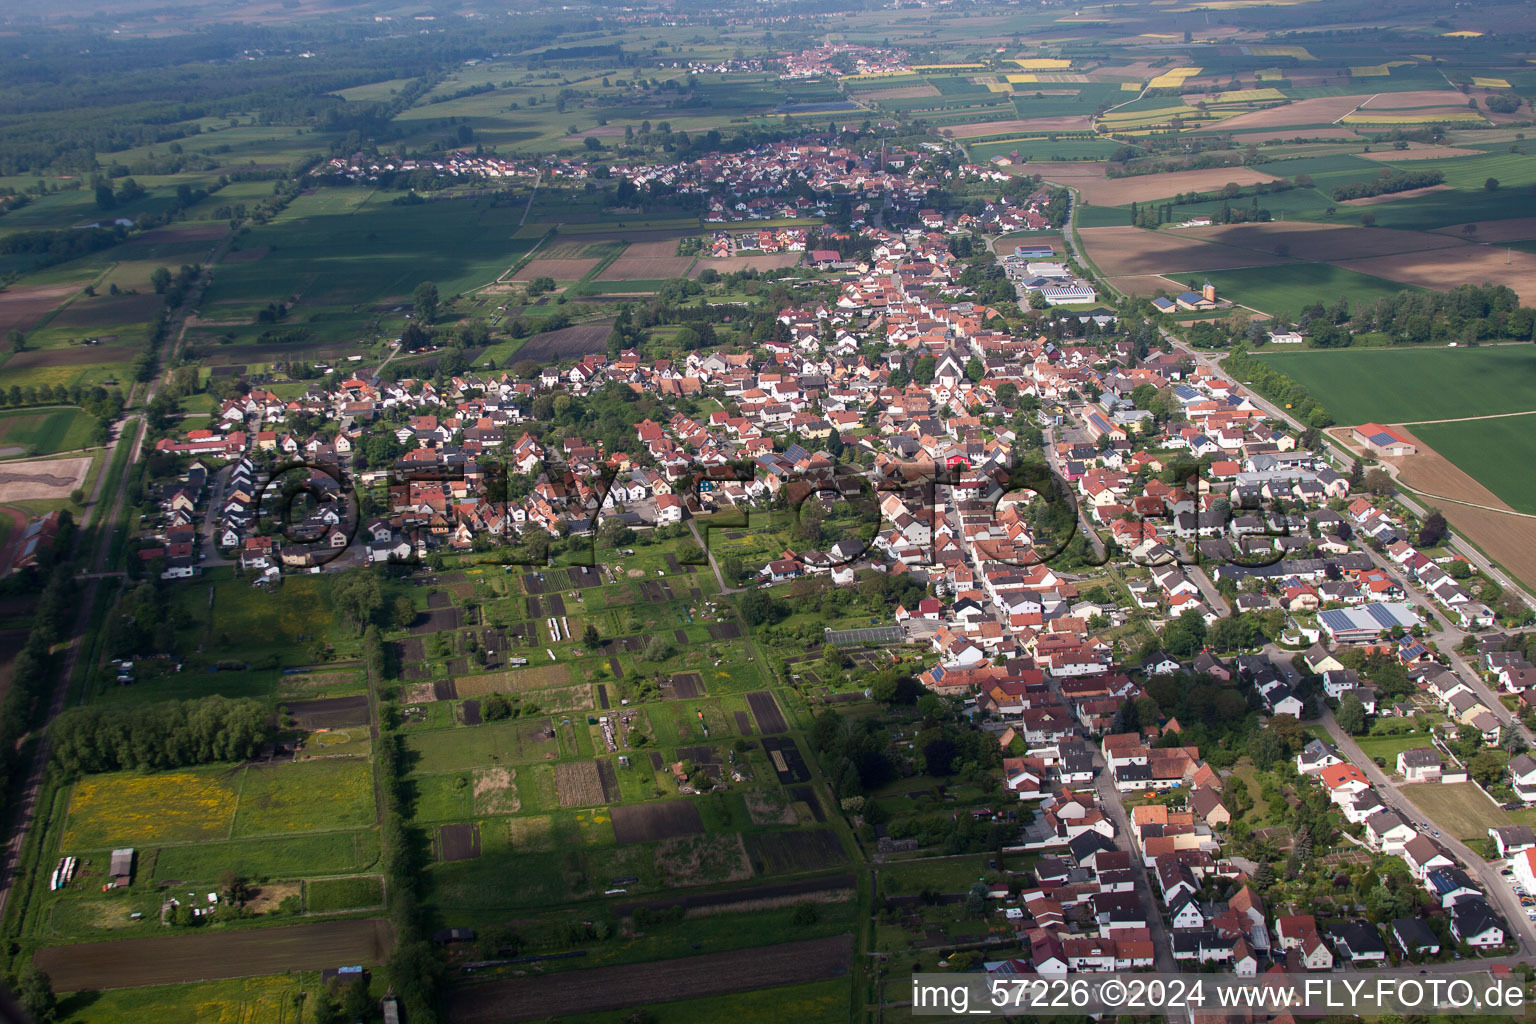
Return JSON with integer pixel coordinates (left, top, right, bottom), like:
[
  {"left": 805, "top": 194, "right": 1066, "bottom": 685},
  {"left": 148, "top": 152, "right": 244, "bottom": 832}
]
[
  {"left": 1092, "top": 763, "right": 1178, "bottom": 972},
  {"left": 1319, "top": 707, "right": 1535, "bottom": 957}
]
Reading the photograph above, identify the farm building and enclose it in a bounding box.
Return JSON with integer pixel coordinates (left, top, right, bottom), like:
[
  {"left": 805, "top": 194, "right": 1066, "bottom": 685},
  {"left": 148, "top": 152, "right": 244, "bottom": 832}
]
[
  {"left": 1351, "top": 423, "right": 1416, "bottom": 457},
  {"left": 109, "top": 848, "right": 134, "bottom": 887},
  {"left": 1175, "top": 281, "right": 1219, "bottom": 311}
]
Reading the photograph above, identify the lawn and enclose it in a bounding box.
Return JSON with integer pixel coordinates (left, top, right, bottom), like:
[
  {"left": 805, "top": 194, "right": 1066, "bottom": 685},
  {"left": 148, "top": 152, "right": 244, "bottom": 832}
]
[
  {"left": 1399, "top": 781, "right": 1510, "bottom": 841},
  {"left": 231, "top": 758, "right": 376, "bottom": 837},
  {"left": 1200, "top": 262, "right": 1416, "bottom": 320},
  {"left": 62, "top": 769, "right": 240, "bottom": 849},
  {"left": 1412, "top": 414, "right": 1536, "bottom": 514},
  {"left": 152, "top": 831, "right": 380, "bottom": 883},
  {"left": 1353, "top": 732, "right": 1436, "bottom": 766},
  {"left": 1252, "top": 346, "right": 1536, "bottom": 424},
  {"left": 304, "top": 874, "right": 385, "bottom": 912}
]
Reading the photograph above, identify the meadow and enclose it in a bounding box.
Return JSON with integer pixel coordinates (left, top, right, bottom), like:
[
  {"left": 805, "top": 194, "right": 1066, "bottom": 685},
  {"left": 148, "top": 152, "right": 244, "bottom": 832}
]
[
  {"left": 1252, "top": 345, "right": 1536, "bottom": 423},
  {"left": 1200, "top": 262, "right": 1413, "bottom": 319},
  {"left": 62, "top": 757, "right": 375, "bottom": 850},
  {"left": 0, "top": 407, "right": 97, "bottom": 456}
]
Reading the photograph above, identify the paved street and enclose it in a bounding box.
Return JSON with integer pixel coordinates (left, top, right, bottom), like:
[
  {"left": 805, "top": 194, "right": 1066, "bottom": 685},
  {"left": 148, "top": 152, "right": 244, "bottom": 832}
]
[{"left": 1320, "top": 707, "right": 1535, "bottom": 957}]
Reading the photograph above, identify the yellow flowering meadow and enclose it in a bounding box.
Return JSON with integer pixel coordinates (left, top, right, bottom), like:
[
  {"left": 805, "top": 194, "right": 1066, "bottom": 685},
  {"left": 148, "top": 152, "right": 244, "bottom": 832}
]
[{"left": 63, "top": 771, "right": 239, "bottom": 848}]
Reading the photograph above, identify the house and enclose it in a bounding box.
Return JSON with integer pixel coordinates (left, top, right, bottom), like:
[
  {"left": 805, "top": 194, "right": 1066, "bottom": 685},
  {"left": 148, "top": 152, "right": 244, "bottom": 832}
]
[
  {"left": 1512, "top": 847, "right": 1536, "bottom": 893},
  {"left": 1427, "top": 867, "right": 1481, "bottom": 908},
  {"left": 1391, "top": 917, "right": 1441, "bottom": 959},
  {"left": 1449, "top": 896, "right": 1505, "bottom": 947},
  {"left": 1509, "top": 753, "right": 1536, "bottom": 803},
  {"left": 1329, "top": 921, "right": 1388, "bottom": 964},
  {"left": 1402, "top": 834, "right": 1456, "bottom": 881},
  {"left": 1365, "top": 809, "right": 1416, "bottom": 855},
  {"left": 1490, "top": 825, "right": 1536, "bottom": 859},
  {"left": 1397, "top": 747, "right": 1442, "bottom": 782},
  {"left": 1187, "top": 786, "right": 1230, "bottom": 827},
  {"left": 1296, "top": 739, "right": 1343, "bottom": 775}
]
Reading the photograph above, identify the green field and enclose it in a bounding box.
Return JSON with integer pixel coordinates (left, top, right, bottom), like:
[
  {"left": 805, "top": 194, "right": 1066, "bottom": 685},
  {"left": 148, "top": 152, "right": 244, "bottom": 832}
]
[
  {"left": 0, "top": 407, "right": 97, "bottom": 456},
  {"left": 1252, "top": 346, "right": 1536, "bottom": 424},
  {"left": 1413, "top": 414, "right": 1536, "bottom": 514},
  {"left": 1202, "top": 263, "right": 1415, "bottom": 320}
]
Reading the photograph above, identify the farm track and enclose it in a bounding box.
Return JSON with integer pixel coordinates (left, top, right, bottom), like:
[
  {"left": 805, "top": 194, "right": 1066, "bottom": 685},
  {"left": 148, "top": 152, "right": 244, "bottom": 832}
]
[{"left": 446, "top": 934, "right": 854, "bottom": 1022}]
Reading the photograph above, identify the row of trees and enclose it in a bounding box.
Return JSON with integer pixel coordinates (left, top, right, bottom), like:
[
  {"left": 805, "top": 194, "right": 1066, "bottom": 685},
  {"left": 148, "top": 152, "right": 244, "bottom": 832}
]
[
  {"left": 49, "top": 695, "right": 270, "bottom": 776},
  {"left": 1330, "top": 168, "right": 1445, "bottom": 202}
]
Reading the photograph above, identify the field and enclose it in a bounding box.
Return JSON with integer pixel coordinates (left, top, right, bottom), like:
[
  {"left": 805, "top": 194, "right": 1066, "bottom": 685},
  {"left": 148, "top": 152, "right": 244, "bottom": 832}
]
[
  {"left": 57, "top": 974, "right": 305, "bottom": 1024},
  {"left": 550, "top": 979, "right": 850, "bottom": 1024},
  {"left": 1078, "top": 226, "right": 1293, "bottom": 278},
  {"left": 62, "top": 758, "right": 375, "bottom": 849},
  {"left": 1336, "top": 246, "right": 1536, "bottom": 304},
  {"left": 512, "top": 258, "right": 603, "bottom": 282},
  {"left": 1411, "top": 415, "right": 1536, "bottom": 515},
  {"left": 511, "top": 323, "right": 612, "bottom": 362},
  {"left": 1067, "top": 167, "right": 1282, "bottom": 206},
  {"left": 62, "top": 770, "right": 241, "bottom": 848},
  {"left": 446, "top": 935, "right": 854, "bottom": 1023},
  {"left": 1253, "top": 346, "right": 1536, "bottom": 424},
  {"left": 0, "top": 454, "right": 93, "bottom": 501},
  {"left": 230, "top": 759, "right": 375, "bottom": 837},
  {"left": 1399, "top": 781, "right": 1512, "bottom": 841},
  {"left": 1200, "top": 263, "right": 1413, "bottom": 319},
  {"left": 0, "top": 408, "right": 96, "bottom": 457},
  {"left": 597, "top": 256, "right": 696, "bottom": 281},
  {"left": 1180, "top": 222, "right": 1465, "bottom": 262},
  {"left": 33, "top": 918, "right": 393, "bottom": 991}
]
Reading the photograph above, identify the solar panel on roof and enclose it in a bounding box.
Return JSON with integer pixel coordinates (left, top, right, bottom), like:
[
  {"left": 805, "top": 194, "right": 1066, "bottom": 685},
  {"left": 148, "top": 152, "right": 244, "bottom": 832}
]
[
  {"left": 1367, "top": 604, "right": 1398, "bottom": 627},
  {"left": 1368, "top": 432, "right": 1397, "bottom": 447}
]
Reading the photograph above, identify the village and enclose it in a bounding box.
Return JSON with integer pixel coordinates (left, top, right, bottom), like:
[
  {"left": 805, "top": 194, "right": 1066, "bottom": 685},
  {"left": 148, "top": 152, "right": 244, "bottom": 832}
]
[{"left": 96, "top": 129, "right": 1536, "bottom": 992}]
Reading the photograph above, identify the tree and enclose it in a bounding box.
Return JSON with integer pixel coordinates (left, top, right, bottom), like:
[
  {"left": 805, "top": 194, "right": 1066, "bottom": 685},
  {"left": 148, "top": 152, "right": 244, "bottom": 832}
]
[
  {"left": 964, "top": 880, "right": 988, "bottom": 917},
  {"left": 16, "top": 964, "right": 56, "bottom": 1023},
  {"left": 1363, "top": 468, "right": 1395, "bottom": 496},
  {"left": 1486, "top": 177, "right": 1501, "bottom": 192},
  {"left": 738, "top": 588, "right": 777, "bottom": 625},
  {"left": 220, "top": 869, "right": 252, "bottom": 905},
  {"left": 1417, "top": 511, "right": 1447, "bottom": 547},
  {"left": 483, "top": 692, "right": 513, "bottom": 720},
  {"left": 150, "top": 266, "right": 173, "bottom": 294},
  {"left": 1469, "top": 749, "right": 1506, "bottom": 787},
  {"left": 412, "top": 281, "right": 441, "bottom": 324},
  {"left": 582, "top": 623, "right": 602, "bottom": 648},
  {"left": 1336, "top": 693, "right": 1367, "bottom": 735},
  {"left": 342, "top": 975, "right": 372, "bottom": 1022},
  {"left": 332, "top": 572, "right": 383, "bottom": 633}
]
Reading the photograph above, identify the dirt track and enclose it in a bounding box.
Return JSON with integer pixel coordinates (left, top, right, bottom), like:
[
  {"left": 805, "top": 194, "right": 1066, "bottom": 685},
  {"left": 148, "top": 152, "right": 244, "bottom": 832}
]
[
  {"left": 34, "top": 917, "right": 393, "bottom": 991},
  {"left": 447, "top": 934, "right": 854, "bottom": 1023}
]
